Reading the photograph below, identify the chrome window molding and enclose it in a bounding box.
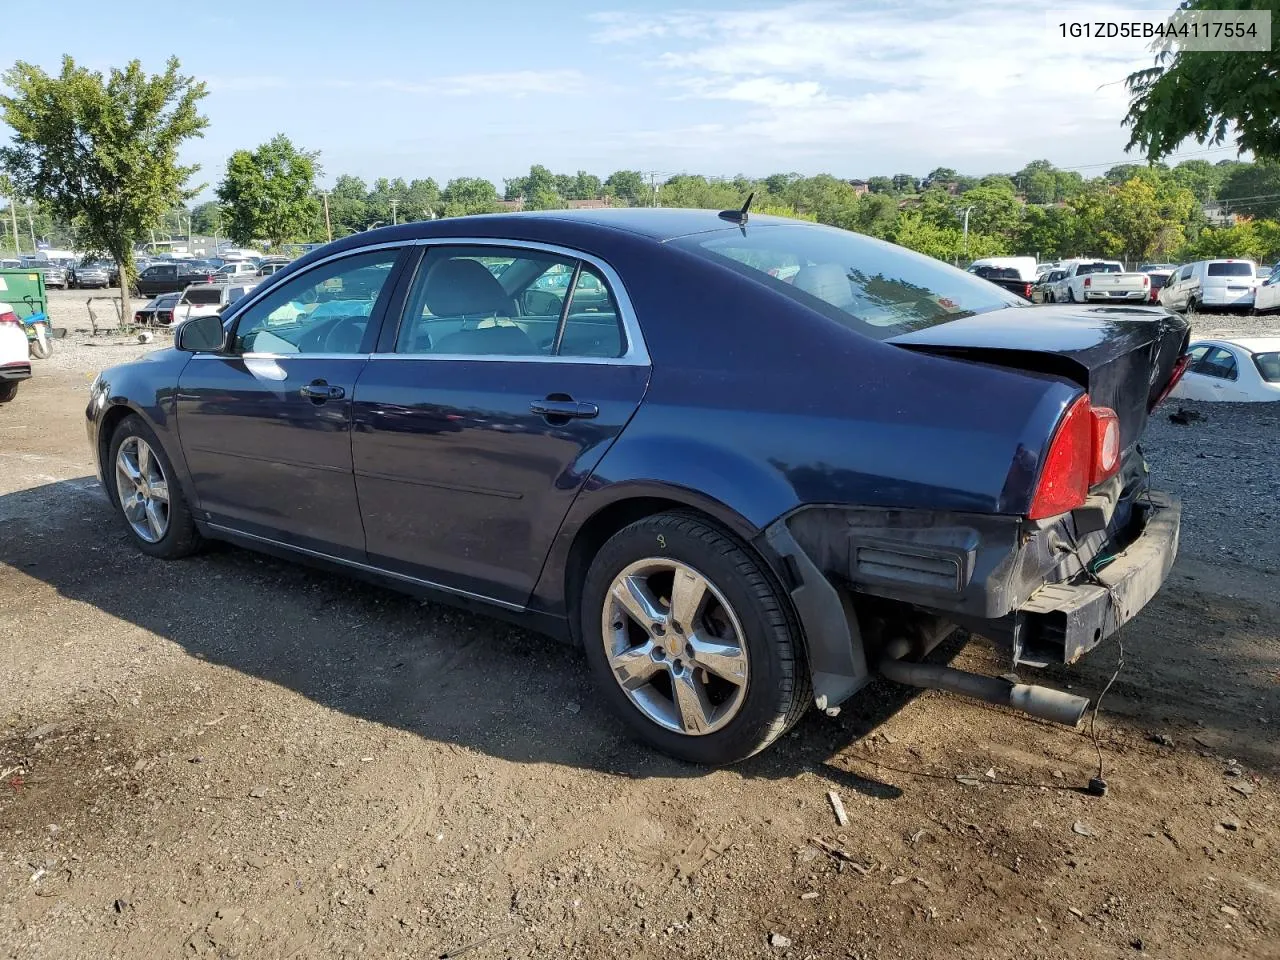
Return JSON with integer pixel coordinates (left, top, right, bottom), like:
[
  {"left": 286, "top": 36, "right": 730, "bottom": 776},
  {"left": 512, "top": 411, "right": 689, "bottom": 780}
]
[{"left": 198, "top": 235, "right": 651, "bottom": 368}]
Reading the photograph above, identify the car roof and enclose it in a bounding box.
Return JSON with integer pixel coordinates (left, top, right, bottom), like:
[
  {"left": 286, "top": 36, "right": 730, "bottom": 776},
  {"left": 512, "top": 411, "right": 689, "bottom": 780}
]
[{"left": 1192, "top": 337, "right": 1280, "bottom": 354}]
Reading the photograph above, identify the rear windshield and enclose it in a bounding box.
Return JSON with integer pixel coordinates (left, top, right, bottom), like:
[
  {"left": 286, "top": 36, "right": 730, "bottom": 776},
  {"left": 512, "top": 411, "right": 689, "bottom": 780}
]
[
  {"left": 1150, "top": 274, "right": 1171, "bottom": 289},
  {"left": 1207, "top": 262, "right": 1254, "bottom": 277},
  {"left": 1254, "top": 352, "right": 1280, "bottom": 383},
  {"left": 673, "top": 223, "right": 1022, "bottom": 339},
  {"left": 184, "top": 288, "right": 224, "bottom": 305},
  {"left": 1077, "top": 262, "right": 1121, "bottom": 275}
]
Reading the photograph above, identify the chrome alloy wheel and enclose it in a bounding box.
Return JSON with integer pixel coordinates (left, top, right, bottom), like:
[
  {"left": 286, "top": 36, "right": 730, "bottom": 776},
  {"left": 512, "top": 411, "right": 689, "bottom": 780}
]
[
  {"left": 601, "top": 558, "right": 750, "bottom": 736},
  {"left": 115, "top": 436, "right": 170, "bottom": 543}
]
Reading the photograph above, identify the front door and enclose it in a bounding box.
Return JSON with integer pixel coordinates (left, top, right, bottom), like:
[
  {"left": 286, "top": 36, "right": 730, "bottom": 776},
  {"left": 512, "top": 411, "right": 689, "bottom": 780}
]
[
  {"left": 351, "top": 243, "right": 649, "bottom": 606},
  {"left": 176, "top": 247, "right": 406, "bottom": 558}
]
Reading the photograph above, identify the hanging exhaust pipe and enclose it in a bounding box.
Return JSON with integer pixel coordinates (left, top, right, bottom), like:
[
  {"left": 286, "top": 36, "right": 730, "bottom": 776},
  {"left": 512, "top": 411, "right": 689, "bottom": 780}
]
[{"left": 879, "top": 658, "right": 1090, "bottom": 728}]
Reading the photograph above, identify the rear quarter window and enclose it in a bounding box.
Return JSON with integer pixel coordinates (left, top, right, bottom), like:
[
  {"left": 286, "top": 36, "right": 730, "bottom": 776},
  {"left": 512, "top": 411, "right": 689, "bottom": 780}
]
[{"left": 1253, "top": 352, "right": 1280, "bottom": 383}]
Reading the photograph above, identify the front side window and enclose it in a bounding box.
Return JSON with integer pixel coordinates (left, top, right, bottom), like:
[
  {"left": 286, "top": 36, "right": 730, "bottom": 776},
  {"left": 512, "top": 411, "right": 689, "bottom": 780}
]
[
  {"left": 231, "top": 248, "right": 399, "bottom": 355},
  {"left": 674, "top": 223, "right": 1021, "bottom": 340},
  {"left": 1178, "top": 265, "right": 1193, "bottom": 281},
  {"left": 1192, "top": 346, "right": 1238, "bottom": 380},
  {"left": 395, "top": 245, "right": 625, "bottom": 358}
]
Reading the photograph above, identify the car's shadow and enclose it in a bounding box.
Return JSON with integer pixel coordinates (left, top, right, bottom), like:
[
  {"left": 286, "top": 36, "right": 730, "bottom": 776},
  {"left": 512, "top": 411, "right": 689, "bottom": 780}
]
[{"left": 1, "top": 479, "right": 925, "bottom": 795}]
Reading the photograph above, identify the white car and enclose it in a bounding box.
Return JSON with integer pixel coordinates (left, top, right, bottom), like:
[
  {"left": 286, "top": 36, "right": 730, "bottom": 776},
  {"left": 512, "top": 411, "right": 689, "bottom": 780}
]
[
  {"left": 1059, "top": 260, "right": 1151, "bottom": 303},
  {"left": 1160, "top": 259, "right": 1260, "bottom": 312},
  {"left": 1170, "top": 338, "right": 1280, "bottom": 402},
  {"left": 0, "top": 299, "right": 32, "bottom": 403},
  {"left": 1252, "top": 264, "right": 1280, "bottom": 314}
]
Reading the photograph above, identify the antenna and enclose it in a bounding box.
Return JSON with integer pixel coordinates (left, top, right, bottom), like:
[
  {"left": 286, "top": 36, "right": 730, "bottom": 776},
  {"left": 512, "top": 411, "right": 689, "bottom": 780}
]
[{"left": 718, "top": 191, "right": 754, "bottom": 226}]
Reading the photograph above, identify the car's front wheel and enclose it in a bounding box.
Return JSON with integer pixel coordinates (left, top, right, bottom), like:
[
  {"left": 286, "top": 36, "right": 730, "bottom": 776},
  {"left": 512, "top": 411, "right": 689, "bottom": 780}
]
[
  {"left": 580, "top": 513, "right": 811, "bottom": 765},
  {"left": 106, "top": 415, "right": 202, "bottom": 559},
  {"left": 0, "top": 382, "right": 18, "bottom": 403}
]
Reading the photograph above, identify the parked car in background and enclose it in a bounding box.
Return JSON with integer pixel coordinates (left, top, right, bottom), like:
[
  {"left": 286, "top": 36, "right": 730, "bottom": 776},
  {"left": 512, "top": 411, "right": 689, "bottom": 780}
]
[
  {"left": 965, "top": 256, "right": 1038, "bottom": 281},
  {"left": 1253, "top": 264, "right": 1280, "bottom": 314},
  {"left": 968, "top": 264, "right": 1033, "bottom": 300},
  {"left": 215, "top": 261, "right": 259, "bottom": 281},
  {"left": 37, "top": 263, "right": 69, "bottom": 289},
  {"left": 0, "top": 259, "right": 21, "bottom": 270},
  {"left": 87, "top": 209, "right": 1190, "bottom": 765},
  {"left": 1159, "top": 259, "right": 1260, "bottom": 312},
  {"left": 70, "top": 261, "right": 111, "bottom": 289},
  {"left": 0, "top": 298, "right": 31, "bottom": 402},
  {"left": 133, "top": 293, "right": 182, "bottom": 326},
  {"left": 134, "top": 261, "right": 218, "bottom": 296},
  {"left": 171, "top": 281, "right": 259, "bottom": 324},
  {"left": 1170, "top": 338, "right": 1280, "bottom": 402},
  {"left": 1059, "top": 260, "right": 1150, "bottom": 303},
  {"left": 1137, "top": 263, "right": 1177, "bottom": 273},
  {"left": 1031, "top": 268, "right": 1068, "bottom": 303},
  {"left": 257, "top": 261, "right": 290, "bottom": 277},
  {"left": 1145, "top": 269, "right": 1174, "bottom": 305}
]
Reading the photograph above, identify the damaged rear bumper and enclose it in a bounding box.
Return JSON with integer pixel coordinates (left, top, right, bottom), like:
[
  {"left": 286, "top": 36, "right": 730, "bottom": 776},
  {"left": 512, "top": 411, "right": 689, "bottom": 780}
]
[{"left": 759, "top": 489, "right": 1179, "bottom": 711}]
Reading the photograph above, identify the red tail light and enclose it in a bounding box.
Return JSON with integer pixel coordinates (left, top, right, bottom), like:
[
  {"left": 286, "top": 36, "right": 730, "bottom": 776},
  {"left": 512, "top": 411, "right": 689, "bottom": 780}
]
[
  {"left": 205, "top": 274, "right": 215, "bottom": 283},
  {"left": 159, "top": 311, "right": 173, "bottom": 323},
  {"left": 134, "top": 312, "right": 145, "bottom": 323},
  {"left": 1151, "top": 353, "right": 1192, "bottom": 410},
  {"left": 1022, "top": 283, "right": 1033, "bottom": 299},
  {"left": 0, "top": 310, "right": 20, "bottom": 328},
  {"left": 1142, "top": 275, "right": 1150, "bottom": 287},
  {"left": 1028, "top": 395, "right": 1122, "bottom": 519},
  {"left": 1083, "top": 276, "right": 1092, "bottom": 288}
]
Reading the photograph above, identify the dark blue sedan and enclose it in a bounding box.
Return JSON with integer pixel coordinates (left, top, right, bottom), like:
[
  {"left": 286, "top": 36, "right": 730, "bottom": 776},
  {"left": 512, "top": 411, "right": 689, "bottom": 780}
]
[{"left": 87, "top": 209, "right": 1190, "bottom": 765}]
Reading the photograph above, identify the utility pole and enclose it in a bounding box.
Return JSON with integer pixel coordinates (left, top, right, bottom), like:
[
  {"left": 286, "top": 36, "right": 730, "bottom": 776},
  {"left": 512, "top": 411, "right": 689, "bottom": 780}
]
[
  {"left": 320, "top": 190, "right": 333, "bottom": 241},
  {"left": 960, "top": 205, "right": 975, "bottom": 263},
  {"left": 389, "top": 198, "right": 399, "bottom": 226},
  {"left": 8, "top": 195, "right": 20, "bottom": 254},
  {"left": 650, "top": 171, "right": 658, "bottom": 207},
  {"left": 26, "top": 204, "right": 37, "bottom": 250}
]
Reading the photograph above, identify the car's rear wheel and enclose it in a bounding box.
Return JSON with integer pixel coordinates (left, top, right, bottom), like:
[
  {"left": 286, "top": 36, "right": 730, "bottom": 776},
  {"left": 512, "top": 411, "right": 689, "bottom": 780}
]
[
  {"left": 0, "top": 382, "right": 18, "bottom": 403},
  {"left": 580, "top": 513, "right": 811, "bottom": 765},
  {"left": 106, "top": 415, "right": 202, "bottom": 559},
  {"left": 1066, "top": 288, "right": 1076, "bottom": 302}
]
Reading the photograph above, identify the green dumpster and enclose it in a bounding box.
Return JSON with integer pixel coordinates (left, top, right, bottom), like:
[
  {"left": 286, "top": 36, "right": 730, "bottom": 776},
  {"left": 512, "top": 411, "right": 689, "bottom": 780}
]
[{"left": 0, "top": 268, "right": 48, "bottom": 319}]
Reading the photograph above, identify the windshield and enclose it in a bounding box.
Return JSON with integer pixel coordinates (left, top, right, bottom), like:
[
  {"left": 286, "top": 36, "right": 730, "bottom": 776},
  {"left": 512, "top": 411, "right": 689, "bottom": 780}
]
[
  {"left": 673, "top": 224, "right": 1021, "bottom": 339},
  {"left": 1253, "top": 352, "right": 1280, "bottom": 383},
  {"left": 1077, "top": 262, "right": 1121, "bottom": 275},
  {"left": 1207, "top": 262, "right": 1254, "bottom": 277}
]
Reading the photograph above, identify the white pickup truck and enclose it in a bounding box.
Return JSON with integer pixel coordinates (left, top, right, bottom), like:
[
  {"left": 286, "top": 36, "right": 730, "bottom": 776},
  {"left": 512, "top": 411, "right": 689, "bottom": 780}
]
[{"left": 1058, "top": 260, "right": 1151, "bottom": 304}]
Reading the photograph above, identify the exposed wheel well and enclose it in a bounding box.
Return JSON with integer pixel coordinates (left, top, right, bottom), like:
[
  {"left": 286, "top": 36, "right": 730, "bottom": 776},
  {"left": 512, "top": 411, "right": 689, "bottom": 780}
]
[
  {"left": 563, "top": 497, "right": 775, "bottom": 647},
  {"left": 97, "top": 405, "right": 136, "bottom": 477}
]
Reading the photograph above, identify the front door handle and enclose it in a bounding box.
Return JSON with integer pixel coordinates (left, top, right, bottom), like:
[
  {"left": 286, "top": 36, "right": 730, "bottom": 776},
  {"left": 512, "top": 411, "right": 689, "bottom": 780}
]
[
  {"left": 301, "top": 380, "right": 345, "bottom": 401},
  {"left": 530, "top": 398, "right": 599, "bottom": 420}
]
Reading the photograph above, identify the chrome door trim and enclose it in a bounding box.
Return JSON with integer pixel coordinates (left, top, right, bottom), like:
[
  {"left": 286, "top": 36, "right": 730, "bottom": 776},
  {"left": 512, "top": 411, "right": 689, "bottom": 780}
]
[{"left": 205, "top": 522, "right": 525, "bottom": 612}]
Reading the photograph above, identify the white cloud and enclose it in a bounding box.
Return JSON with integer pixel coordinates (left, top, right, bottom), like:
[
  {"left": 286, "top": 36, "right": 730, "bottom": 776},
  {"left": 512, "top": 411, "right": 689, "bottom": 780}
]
[
  {"left": 593, "top": 0, "right": 1178, "bottom": 170},
  {"left": 207, "top": 71, "right": 585, "bottom": 99}
]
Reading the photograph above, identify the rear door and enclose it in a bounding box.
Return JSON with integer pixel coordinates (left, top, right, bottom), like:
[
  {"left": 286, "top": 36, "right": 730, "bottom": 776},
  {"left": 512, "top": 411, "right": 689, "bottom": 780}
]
[
  {"left": 350, "top": 241, "right": 650, "bottom": 606},
  {"left": 176, "top": 245, "right": 407, "bottom": 558}
]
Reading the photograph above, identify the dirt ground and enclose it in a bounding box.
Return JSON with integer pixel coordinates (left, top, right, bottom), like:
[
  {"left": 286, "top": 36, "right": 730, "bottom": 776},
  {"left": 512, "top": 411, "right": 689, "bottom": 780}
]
[{"left": 1, "top": 296, "right": 1277, "bottom": 959}]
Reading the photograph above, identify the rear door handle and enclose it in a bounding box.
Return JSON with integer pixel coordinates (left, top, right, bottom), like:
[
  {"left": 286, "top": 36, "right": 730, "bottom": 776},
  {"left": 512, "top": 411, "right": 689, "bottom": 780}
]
[
  {"left": 530, "top": 399, "right": 599, "bottom": 419},
  {"left": 301, "top": 381, "right": 345, "bottom": 401}
]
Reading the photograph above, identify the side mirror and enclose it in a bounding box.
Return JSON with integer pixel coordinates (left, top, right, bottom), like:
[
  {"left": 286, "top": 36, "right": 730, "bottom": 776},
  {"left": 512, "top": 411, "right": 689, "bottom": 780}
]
[{"left": 176, "top": 313, "right": 227, "bottom": 352}]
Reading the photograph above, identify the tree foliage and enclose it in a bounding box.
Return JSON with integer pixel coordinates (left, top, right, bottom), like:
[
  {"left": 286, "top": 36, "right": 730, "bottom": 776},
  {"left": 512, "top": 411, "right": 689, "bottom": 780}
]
[
  {"left": 440, "top": 177, "right": 499, "bottom": 217},
  {"left": 1124, "top": 0, "right": 1280, "bottom": 162},
  {"left": 0, "top": 55, "right": 208, "bottom": 318},
  {"left": 1216, "top": 161, "right": 1280, "bottom": 219},
  {"left": 217, "top": 134, "right": 320, "bottom": 249}
]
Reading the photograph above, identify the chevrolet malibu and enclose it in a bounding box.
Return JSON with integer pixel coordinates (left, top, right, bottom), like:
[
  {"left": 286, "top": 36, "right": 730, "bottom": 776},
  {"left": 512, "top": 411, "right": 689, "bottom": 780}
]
[{"left": 86, "top": 209, "right": 1190, "bottom": 765}]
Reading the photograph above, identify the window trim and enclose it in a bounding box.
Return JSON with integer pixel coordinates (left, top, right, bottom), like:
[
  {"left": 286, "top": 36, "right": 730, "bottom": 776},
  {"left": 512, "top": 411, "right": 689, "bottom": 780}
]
[
  {"left": 1193, "top": 345, "right": 1239, "bottom": 381},
  {"left": 372, "top": 237, "right": 649, "bottom": 366}
]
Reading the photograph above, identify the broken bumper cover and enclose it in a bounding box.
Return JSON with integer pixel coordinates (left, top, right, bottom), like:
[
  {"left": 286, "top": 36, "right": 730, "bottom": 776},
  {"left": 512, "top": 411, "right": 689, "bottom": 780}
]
[{"left": 1017, "top": 492, "right": 1179, "bottom": 664}]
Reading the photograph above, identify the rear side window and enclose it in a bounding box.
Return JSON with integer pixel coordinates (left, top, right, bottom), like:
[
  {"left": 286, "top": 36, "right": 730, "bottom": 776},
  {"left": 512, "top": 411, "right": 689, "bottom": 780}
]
[
  {"left": 1192, "top": 346, "right": 1238, "bottom": 380},
  {"left": 674, "top": 223, "right": 1021, "bottom": 340},
  {"left": 395, "top": 246, "right": 625, "bottom": 358},
  {"left": 1253, "top": 352, "right": 1280, "bottom": 383},
  {"left": 184, "top": 288, "right": 223, "bottom": 305},
  {"left": 1076, "top": 262, "right": 1121, "bottom": 275},
  {"left": 1207, "top": 262, "right": 1254, "bottom": 277}
]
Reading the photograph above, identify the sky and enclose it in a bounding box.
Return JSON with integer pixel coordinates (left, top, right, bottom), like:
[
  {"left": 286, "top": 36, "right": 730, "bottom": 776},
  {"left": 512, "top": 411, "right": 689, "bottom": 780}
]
[{"left": 5, "top": 0, "right": 1245, "bottom": 197}]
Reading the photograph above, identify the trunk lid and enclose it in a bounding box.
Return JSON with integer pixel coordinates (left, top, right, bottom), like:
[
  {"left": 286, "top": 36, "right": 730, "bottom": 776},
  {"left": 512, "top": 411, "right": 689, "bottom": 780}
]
[{"left": 887, "top": 304, "right": 1190, "bottom": 449}]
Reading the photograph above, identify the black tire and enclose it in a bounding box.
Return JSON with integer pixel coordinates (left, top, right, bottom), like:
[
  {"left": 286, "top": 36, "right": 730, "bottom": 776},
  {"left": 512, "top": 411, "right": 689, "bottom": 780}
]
[
  {"left": 0, "top": 381, "right": 18, "bottom": 403},
  {"left": 1046, "top": 291, "right": 1056, "bottom": 303},
  {"left": 1187, "top": 296, "right": 1200, "bottom": 314},
  {"left": 580, "top": 513, "right": 811, "bottom": 765},
  {"left": 105, "top": 414, "right": 202, "bottom": 559},
  {"left": 1066, "top": 288, "right": 1076, "bottom": 302}
]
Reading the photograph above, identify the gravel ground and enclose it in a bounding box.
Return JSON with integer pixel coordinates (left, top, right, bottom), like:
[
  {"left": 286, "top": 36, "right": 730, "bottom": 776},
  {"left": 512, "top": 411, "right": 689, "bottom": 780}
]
[{"left": 0, "top": 293, "right": 1276, "bottom": 959}]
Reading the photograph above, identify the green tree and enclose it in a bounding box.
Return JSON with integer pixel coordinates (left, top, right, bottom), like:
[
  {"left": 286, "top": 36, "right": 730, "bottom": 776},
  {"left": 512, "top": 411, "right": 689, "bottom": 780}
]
[
  {"left": 1125, "top": 0, "right": 1280, "bottom": 161},
  {"left": 892, "top": 211, "right": 1005, "bottom": 262},
  {"left": 567, "top": 170, "right": 601, "bottom": 201},
  {"left": 866, "top": 176, "right": 895, "bottom": 194},
  {"left": 440, "top": 177, "right": 499, "bottom": 217},
  {"left": 1018, "top": 205, "right": 1081, "bottom": 260},
  {"left": 979, "top": 175, "right": 1017, "bottom": 194},
  {"left": 327, "top": 175, "right": 369, "bottom": 236},
  {"left": 1177, "top": 219, "right": 1273, "bottom": 261},
  {"left": 1055, "top": 170, "right": 1086, "bottom": 201},
  {"left": 961, "top": 184, "right": 1023, "bottom": 240},
  {"left": 217, "top": 134, "right": 321, "bottom": 249},
  {"left": 845, "top": 193, "right": 899, "bottom": 239},
  {"left": 604, "top": 169, "right": 647, "bottom": 205},
  {"left": 0, "top": 55, "right": 208, "bottom": 321},
  {"left": 923, "top": 167, "right": 958, "bottom": 188},
  {"left": 1070, "top": 177, "right": 1196, "bottom": 263},
  {"left": 891, "top": 173, "right": 918, "bottom": 193},
  {"left": 1169, "top": 158, "right": 1220, "bottom": 202},
  {"left": 190, "top": 200, "right": 223, "bottom": 237},
  {"left": 1018, "top": 160, "right": 1059, "bottom": 205},
  {"left": 404, "top": 178, "right": 441, "bottom": 221},
  {"left": 1217, "top": 162, "right": 1280, "bottom": 219},
  {"left": 782, "top": 174, "right": 861, "bottom": 227}
]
